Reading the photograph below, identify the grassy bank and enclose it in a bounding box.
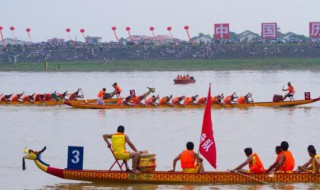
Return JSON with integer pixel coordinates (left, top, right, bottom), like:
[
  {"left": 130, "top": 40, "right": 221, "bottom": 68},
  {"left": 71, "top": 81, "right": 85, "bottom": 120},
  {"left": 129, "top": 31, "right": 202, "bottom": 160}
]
[{"left": 1, "top": 58, "right": 320, "bottom": 72}]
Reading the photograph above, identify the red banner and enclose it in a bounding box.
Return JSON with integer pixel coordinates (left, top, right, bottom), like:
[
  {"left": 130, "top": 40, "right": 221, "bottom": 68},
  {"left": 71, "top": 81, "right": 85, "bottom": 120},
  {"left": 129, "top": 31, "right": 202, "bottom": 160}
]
[
  {"left": 214, "top": 23, "right": 230, "bottom": 39},
  {"left": 309, "top": 22, "right": 320, "bottom": 38},
  {"left": 199, "top": 84, "right": 217, "bottom": 169}
]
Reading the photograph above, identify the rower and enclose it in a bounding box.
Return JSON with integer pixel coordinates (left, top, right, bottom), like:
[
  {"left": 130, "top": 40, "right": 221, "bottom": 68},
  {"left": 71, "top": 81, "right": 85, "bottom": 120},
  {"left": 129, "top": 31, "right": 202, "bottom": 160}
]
[
  {"left": 238, "top": 93, "right": 253, "bottom": 104},
  {"left": 159, "top": 95, "right": 173, "bottom": 107},
  {"left": 273, "top": 141, "right": 295, "bottom": 173},
  {"left": 171, "top": 96, "right": 186, "bottom": 106},
  {"left": 112, "top": 83, "right": 122, "bottom": 98},
  {"left": 265, "top": 146, "right": 282, "bottom": 173},
  {"left": 224, "top": 92, "right": 238, "bottom": 104},
  {"left": 22, "top": 93, "right": 35, "bottom": 103},
  {"left": 0, "top": 94, "right": 13, "bottom": 103},
  {"left": 34, "top": 93, "right": 45, "bottom": 102},
  {"left": 145, "top": 95, "right": 159, "bottom": 107},
  {"left": 132, "top": 95, "right": 147, "bottom": 106},
  {"left": 212, "top": 93, "right": 224, "bottom": 104},
  {"left": 11, "top": 92, "right": 24, "bottom": 102},
  {"left": 69, "top": 88, "right": 83, "bottom": 100},
  {"left": 197, "top": 97, "right": 207, "bottom": 105},
  {"left": 169, "top": 141, "right": 204, "bottom": 173},
  {"left": 117, "top": 96, "right": 133, "bottom": 107},
  {"left": 297, "top": 145, "right": 320, "bottom": 174},
  {"left": 184, "top": 95, "right": 198, "bottom": 106},
  {"left": 44, "top": 93, "right": 53, "bottom": 101},
  {"left": 231, "top": 147, "right": 265, "bottom": 174},
  {"left": 57, "top": 91, "right": 68, "bottom": 100}
]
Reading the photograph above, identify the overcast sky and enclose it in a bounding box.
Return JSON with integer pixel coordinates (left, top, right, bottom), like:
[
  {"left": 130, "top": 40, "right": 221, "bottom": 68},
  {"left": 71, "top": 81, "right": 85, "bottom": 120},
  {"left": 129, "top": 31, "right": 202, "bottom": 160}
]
[{"left": 0, "top": 0, "right": 318, "bottom": 42}]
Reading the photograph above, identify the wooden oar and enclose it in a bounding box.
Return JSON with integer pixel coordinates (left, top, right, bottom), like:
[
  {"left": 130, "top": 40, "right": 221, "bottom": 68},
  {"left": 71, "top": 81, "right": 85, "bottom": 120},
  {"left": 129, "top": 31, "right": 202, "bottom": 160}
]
[{"left": 227, "top": 169, "right": 268, "bottom": 184}]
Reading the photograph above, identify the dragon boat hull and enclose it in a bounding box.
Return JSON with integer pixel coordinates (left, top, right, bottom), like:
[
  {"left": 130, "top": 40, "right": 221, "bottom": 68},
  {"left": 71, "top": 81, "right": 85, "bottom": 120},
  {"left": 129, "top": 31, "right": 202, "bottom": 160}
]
[
  {"left": 174, "top": 79, "right": 196, "bottom": 84},
  {"left": 65, "top": 97, "right": 320, "bottom": 109},
  {"left": 33, "top": 166, "right": 320, "bottom": 184}
]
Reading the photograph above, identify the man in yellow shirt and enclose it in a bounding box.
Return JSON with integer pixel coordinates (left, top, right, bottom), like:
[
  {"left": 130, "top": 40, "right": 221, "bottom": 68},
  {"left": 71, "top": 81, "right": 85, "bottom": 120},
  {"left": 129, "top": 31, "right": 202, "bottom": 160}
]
[
  {"left": 103, "top": 125, "right": 141, "bottom": 173},
  {"left": 297, "top": 145, "right": 320, "bottom": 174}
]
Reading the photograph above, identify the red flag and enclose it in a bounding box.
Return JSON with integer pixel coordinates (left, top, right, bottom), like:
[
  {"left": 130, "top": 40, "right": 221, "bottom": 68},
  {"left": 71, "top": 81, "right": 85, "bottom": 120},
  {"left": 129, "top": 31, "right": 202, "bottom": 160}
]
[{"left": 199, "top": 83, "right": 217, "bottom": 169}]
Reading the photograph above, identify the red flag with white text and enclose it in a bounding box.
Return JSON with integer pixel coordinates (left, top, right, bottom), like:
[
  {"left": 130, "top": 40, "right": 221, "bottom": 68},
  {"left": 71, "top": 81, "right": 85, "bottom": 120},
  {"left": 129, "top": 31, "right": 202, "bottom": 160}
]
[{"left": 199, "top": 83, "right": 217, "bottom": 169}]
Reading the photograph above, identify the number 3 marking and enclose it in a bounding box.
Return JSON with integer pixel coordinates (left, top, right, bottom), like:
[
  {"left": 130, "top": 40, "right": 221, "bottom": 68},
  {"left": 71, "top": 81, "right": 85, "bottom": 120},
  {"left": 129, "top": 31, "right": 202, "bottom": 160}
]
[{"left": 71, "top": 150, "right": 80, "bottom": 163}]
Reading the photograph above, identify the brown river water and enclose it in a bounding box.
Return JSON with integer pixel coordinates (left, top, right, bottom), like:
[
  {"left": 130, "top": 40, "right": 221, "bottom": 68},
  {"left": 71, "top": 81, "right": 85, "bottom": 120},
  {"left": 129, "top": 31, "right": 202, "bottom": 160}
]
[{"left": 1, "top": 71, "right": 320, "bottom": 190}]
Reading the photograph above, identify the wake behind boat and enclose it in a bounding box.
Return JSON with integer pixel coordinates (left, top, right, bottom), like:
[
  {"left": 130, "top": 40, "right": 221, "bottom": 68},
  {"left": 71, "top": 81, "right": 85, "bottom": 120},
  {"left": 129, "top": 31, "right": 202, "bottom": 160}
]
[{"left": 22, "top": 147, "right": 320, "bottom": 184}]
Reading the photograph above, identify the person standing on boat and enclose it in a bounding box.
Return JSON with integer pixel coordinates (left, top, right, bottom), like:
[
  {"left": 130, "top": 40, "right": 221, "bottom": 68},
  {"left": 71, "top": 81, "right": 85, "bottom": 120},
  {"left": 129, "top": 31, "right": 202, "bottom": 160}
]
[
  {"left": 224, "top": 92, "right": 238, "bottom": 104},
  {"left": 103, "top": 125, "right": 141, "bottom": 173},
  {"left": 197, "top": 97, "right": 207, "bottom": 105},
  {"left": 172, "top": 96, "right": 186, "bottom": 106},
  {"left": 282, "top": 82, "right": 295, "bottom": 101},
  {"left": 159, "top": 95, "right": 173, "bottom": 107},
  {"left": 146, "top": 95, "right": 159, "bottom": 107},
  {"left": 238, "top": 93, "right": 253, "bottom": 104},
  {"left": 297, "top": 145, "right": 320, "bottom": 174},
  {"left": 112, "top": 83, "right": 122, "bottom": 97},
  {"left": 97, "top": 88, "right": 106, "bottom": 105},
  {"left": 273, "top": 141, "right": 295, "bottom": 173},
  {"left": 265, "top": 146, "right": 282, "bottom": 173},
  {"left": 184, "top": 95, "right": 198, "bottom": 106},
  {"left": 169, "top": 141, "right": 204, "bottom": 173},
  {"left": 231, "top": 147, "right": 265, "bottom": 174}
]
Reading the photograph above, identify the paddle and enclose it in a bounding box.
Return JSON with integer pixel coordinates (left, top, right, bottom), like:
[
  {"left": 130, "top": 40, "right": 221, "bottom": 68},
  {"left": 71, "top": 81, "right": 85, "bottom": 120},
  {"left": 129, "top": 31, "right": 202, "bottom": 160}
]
[
  {"left": 228, "top": 169, "right": 268, "bottom": 184},
  {"left": 79, "top": 88, "right": 88, "bottom": 103}
]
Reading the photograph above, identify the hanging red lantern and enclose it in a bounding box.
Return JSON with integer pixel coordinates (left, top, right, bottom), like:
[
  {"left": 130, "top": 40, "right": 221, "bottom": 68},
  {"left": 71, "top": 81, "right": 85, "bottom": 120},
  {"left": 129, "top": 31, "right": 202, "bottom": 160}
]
[
  {"left": 80, "top": 28, "right": 85, "bottom": 33},
  {"left": 66, "top": 28, "right": 71, "bottom": 32},
  {"left": 26, "top": 28, "right": 31, "bottom": 32},
  {"left": 184, "top": 25, "right": 189, "bottom": 30},
  {"left": 126, "top": 26, "right": 130, "bottom": 31},
  {"left": 10, "top": 26, "right": 15, "bottom": 31},
  {"left": 112, "top": 26, "right": 117, "bottom": 31},
  {"left": 150, "top": 26, "right": 154, "bottom": 31},
  {"left": 167, "top": 26, "right": 172, "bottom": 31}
]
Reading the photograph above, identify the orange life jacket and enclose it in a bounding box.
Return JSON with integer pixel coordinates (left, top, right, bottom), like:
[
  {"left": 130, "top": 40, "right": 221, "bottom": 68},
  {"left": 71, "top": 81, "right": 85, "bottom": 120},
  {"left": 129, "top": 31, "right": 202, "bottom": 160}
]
[
  {"left": 146, "top": 97, "right": 154, "bottom": 105},
  {"left": 212, "top": 96, "right": 218, "bottom": 104},
  {"left": 249, "top": 153, "right": 265, "bottom": 173},
  {"left": 98, "top": 90, "right": 104, "bottom": 98},
  {"left": 276, "top": 153, "right": 285, "bottom": 171},
  {"left": 224, "top": 96, "right": 232, "bottom": 104},
  {"left": 197, "top": 97, "right": 206, "bottom": 104},
  {"left": 11, "top": 95, "right": 19, "bottom": 101},
  {"left": 115, "top": 86, "right": 122, "bottom": 94},
  {"left": 288, "top": 85, "right": 294, "bottom": 94},
  {"left": 132, "top": 96, "right": 141, "bottom": 105},
  {"left": 159, "top": 97, "right": 169, "bottom": 105},
  {"left": 171, "top": 97, "right": 180, "bottom": 105},
  {"left": 22, "top": 95, "right": 33, "bottom": 102},
  {"left": 279, "top": 150, "right": 295, "bottom": 172},
  {"left": 117, "top": 98, "right": 124, "bottom": 105},
  {"left": 180, "top": 150, "right": 195, "bottom": 169},
  {"left": 184, "top": 97, "right": 193, "bottom": 105},
  {"left": 238, "top": 96, "right": 245, "bottom": 104}
]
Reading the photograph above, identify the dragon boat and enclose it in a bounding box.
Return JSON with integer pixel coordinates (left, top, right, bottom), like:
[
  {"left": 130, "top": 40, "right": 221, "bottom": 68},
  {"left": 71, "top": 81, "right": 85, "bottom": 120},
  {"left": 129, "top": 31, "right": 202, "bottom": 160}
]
[
  {"left": 0, "top": 98, "right": 119, "bottom": 106},
  {"left": 23, "top": 147, "right": 320, "bottom": 184},
  {"left": 174, "top": 76, "right": 196, "bottom": 84},
  {"left": 65, "top": 97, "right": 320, "bottom": 109}
]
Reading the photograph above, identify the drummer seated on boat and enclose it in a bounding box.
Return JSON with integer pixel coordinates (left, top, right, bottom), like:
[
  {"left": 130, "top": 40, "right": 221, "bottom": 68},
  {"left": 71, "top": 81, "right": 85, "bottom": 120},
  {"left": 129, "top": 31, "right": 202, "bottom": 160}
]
[
  {"left": 238, "top": 93, "right": 252, "bottom": 104},
  {"left": 0, "top": 94, "right": 13, "bottom": 102},
  {"left": 265, "top": 146, "right": 282, "bottom": 173},
  {"left": 197, "top": 97, "right": 207, "bottom": 105},
  {"left": 11, "top": 92, "right": 24, "bottom": 102},
  {"left": 146, "top": 95, "right": 159, "bottom": 106},
  {"left": 224, "top": 92, "right": 238, "bottom": 104},
  {"left": 172, "top": 96, "right": 186, "bottom": 106},
  {"left": 159, "top": 95, "right": 173, "bottom": 107},
  {"left": 282, "top": 82, "right": 295, "bottom": 101},
  {"left": 231, "top": 147, "right": 265, "bottom": 174},
  {"left": 103, "top": 125, "right": 141, "bottom": 173},
  {"left": 297, "top": 145, "right": 320, "bottom": 174},
  {"left": 272, "top": 141, "right": 295, "bottom": 173},
  {"left": 184, "top": 95, "right": 198, "bottom": 106},
  {"left": 169, "top": 141, "right": 204, "bottom": 173},
  {"left": 212, "top": 93, "right": 224, "bottom": 104},
  {"left": 97, "top": 88, "right": 106, "bottom": 105},
  {"left": 117, "top": 96, "right": 134, "bottom": 107}
]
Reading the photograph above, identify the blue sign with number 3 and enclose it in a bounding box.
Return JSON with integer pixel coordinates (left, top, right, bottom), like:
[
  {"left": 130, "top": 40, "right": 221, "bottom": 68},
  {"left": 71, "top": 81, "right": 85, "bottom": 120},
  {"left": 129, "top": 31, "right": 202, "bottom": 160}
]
[{"left": 67, "top": 146, "right": 84, "bottom": 170}]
